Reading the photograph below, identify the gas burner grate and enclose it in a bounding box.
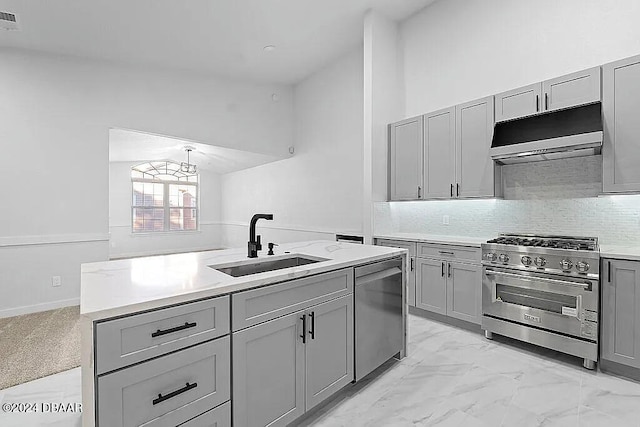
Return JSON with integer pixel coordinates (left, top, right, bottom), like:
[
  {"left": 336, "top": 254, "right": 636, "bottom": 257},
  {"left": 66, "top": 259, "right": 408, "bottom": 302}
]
[{"left": 486, "top": 235, "right": 598, "bottom": 251}]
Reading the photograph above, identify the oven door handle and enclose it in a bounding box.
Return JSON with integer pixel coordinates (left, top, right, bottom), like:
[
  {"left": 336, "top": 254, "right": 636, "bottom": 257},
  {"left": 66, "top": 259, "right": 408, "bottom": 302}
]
[{"left": 484, "top": 269, "right": 592, "bottom": 289}]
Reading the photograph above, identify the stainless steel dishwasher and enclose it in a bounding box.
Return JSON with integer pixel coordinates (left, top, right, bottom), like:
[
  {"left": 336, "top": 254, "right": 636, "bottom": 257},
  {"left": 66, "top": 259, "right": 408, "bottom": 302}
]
[{"left": 355, "top": 257, "right": 404, "bottom": 381}]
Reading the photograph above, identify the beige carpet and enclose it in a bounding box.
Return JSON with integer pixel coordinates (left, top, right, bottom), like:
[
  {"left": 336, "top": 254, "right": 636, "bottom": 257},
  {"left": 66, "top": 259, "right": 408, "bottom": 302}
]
[{"left": 0, "top": 306, "right": 80, "bottom": 390}]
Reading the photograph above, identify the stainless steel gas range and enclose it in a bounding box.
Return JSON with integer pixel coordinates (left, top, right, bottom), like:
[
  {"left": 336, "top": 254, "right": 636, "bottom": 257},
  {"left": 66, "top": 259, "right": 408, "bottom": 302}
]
[{"left": 481, "top": 234, "right": 600, "bottom": 369}]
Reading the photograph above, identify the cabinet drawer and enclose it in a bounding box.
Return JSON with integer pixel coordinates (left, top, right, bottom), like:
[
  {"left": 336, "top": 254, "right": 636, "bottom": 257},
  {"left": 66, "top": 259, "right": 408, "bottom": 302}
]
[
  {"left": 98, "top": 337, "right": 230, "bottom": 427},
  {"left": 375, "top": 239, "right": 417, "bottom": 258},
  {"left": 232, "top": 268, "right": 353, "bottom": 331},
  {"left": 179, "top": 401, "right": 231, "bottom": 427},
  {"left": 417, "top": 243, "right": 481, "bottom": 263},
  {"left": 96, "top": 296, "right": 230, "bottom": 374}
]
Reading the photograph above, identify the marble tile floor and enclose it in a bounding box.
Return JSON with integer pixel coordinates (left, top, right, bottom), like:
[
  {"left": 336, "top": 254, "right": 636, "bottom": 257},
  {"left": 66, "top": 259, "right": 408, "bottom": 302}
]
[
  {"left": 0, "top": 367, "right": 81, "bottom": 426},
  {"left": 2, "top": 314, "right": 640, "bottom": 426},
  {"left": 298, "top": 314, "right": 640, "bottom": 427}
]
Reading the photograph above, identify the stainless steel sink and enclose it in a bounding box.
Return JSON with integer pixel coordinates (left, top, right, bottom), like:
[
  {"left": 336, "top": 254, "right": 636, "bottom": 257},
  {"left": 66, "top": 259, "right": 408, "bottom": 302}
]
[{"left": 209, "top": 255, "right": 328, "bottom": 277}]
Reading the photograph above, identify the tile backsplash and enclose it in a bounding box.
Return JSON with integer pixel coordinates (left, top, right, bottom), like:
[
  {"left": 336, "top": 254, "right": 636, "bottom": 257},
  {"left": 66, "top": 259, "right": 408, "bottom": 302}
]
[{"left": 375, "top": 156, "right": 640, "bottom": 245}]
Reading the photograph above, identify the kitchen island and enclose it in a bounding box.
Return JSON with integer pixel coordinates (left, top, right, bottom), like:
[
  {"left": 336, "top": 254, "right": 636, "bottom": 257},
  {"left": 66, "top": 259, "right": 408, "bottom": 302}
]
[{"left": 80, "top": 240, "right": 407, "bottom": 426}]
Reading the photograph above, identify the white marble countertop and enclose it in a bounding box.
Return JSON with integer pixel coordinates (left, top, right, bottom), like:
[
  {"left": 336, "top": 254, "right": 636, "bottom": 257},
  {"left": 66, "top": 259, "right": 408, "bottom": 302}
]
[
  {"left": 80, "top": 240, "right": 406, "bottom": 321},
  {"left": 374, "top": 232, "right": 490, "bottom": 247},
  {"left": 599, "top": 244, "right": 640, "bottom": 262}
]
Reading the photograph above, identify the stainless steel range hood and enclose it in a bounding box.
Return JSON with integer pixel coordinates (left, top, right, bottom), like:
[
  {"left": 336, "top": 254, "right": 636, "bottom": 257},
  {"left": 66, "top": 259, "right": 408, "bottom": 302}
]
[{"left": 491, "top": 103, "right": 603, "bottom": 165}]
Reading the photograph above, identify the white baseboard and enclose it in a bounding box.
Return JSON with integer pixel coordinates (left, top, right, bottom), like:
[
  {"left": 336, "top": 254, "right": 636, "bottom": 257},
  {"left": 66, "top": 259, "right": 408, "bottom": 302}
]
[{"left": 0, "top": 298, "right": 80, "bottom": 319}]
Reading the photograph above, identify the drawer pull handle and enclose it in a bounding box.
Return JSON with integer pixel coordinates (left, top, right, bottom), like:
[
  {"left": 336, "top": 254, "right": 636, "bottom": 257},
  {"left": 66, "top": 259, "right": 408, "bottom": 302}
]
[
  {"left": 152, "top": 382, "right": 197, "bottom": 405},
  {"left": 309, "top": 311, "right": 315, "bottom": 340},
  {"left": 151, "top": 322, "right": 197, "bottom": 338},
  {"left": 438, "top": 251, "right": 454, "bottom": 255}
]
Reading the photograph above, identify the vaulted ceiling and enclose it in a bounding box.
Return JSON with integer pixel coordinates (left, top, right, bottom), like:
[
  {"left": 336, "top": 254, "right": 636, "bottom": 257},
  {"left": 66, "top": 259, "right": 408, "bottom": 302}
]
[{"left": 0, "top": 0, "right": 436, "bottom": 84}]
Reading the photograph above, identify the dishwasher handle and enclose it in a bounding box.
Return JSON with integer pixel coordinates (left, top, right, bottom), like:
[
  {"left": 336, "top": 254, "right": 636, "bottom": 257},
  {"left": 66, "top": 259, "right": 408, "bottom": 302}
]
[{"left": 355, "top": 267, "right": 402, "bottom": 286}]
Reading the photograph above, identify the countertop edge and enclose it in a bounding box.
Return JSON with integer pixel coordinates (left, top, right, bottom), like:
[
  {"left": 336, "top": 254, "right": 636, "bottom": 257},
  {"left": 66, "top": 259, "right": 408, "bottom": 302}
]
[
  {"left": 373, "top": 233, "right": 487, "bottom": 248},
  {"left": 81, "top": 249, "right": 407, "bottom": 322}
]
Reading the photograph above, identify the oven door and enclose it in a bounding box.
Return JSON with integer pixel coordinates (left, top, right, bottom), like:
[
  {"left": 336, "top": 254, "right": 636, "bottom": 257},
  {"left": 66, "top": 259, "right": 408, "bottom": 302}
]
[{"left": 482, "top": 266, "right": 598, "bottom": 340}]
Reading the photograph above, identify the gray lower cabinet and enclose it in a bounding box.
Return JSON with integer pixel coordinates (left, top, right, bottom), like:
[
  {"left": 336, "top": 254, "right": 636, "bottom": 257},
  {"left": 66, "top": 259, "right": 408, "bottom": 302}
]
[
  {"left": 455, "top": 96, "right": 497, "bottom": 198},
  {"left": 375, "top": 239, "right": 416, "bottom": 306},
  {"left": 179, "top": 401, "right": 231, "bottom": 427},
  {"left": 601, "top": 259, "right": 640, "bottom": 368},
  {"left": 424, "top": 107, "right": 456, "bottom": 199},
  {"left": 305, "top": 295, "right": 354, "bottom": 410},
  {"left": 416, "top": 257, "right": 447, "bottom": 315},
  {"left": 98, "top": 337, "right": 230, "bottom": 427},
  {"left": 603, "top": 55, "right": 640, "bottom": 193},
  {"left": 232, "top": 311, "right": 305, "bottom": 427},
  {"left": 416, "top": 256, "right": 481, "bottom": 325},
  {"left": 232, "top": 295, "right": 354, "bottom": 427},
  {"left": 447, "top": 262, "right": 482, "bottom": 324},
  {"left": 389, "top": 116, "right": 423, "bottom": 200}
]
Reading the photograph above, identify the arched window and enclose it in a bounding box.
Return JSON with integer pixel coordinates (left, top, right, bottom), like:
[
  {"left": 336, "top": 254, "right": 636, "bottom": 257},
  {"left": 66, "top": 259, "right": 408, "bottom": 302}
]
[{"left": 131, "top": 161, "right": 198, "bottom": 233}]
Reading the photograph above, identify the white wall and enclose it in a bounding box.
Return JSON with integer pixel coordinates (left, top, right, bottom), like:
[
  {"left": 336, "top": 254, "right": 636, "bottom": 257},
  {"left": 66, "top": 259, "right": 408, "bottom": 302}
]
[
  {"left": 401, "top": 0, "right": 640, "bottom": 116},
  {"left": 108, "top": 162, "right": 223, "bottom": 258},
  {"left": 220, "top": 48, "right": 365, "bottom": 248},
  {"left": 0, "top": 47, "right": 293, "bottom": 317},
  {"left": 363, "top": 10, "right": 402, "bottom": 243}
]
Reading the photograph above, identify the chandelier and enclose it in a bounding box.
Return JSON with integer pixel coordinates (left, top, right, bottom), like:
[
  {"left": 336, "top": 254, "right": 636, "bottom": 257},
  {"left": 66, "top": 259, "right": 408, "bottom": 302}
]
[{"left": 180, "top": 146, "right": 197, "bottom": 174}]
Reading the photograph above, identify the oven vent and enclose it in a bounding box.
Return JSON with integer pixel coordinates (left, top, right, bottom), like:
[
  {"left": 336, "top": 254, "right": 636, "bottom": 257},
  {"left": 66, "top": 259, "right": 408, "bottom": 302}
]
[{"left": 0, "top": 11, "right": 19, "bottom": 31}]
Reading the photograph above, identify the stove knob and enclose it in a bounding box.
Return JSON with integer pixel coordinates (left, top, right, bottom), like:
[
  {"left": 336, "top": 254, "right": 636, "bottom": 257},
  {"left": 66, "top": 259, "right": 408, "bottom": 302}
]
[
  {"left": 534, "top": 257, "right": 546, "bottom": 267},
  {"left": 499, "top": 254, "right": 510, "bottom": 263},
  {"left": 485, "top": 253, "right": 497, "bottom": 262},
  {"left": 560, "top": 259, "right": 573, "bottom": 271},
  {"left": 521, "top": 256, "right": 533, "bottom": 266},
  {"left": 576, "top": 261, "right": 590, "bottom": 273}
]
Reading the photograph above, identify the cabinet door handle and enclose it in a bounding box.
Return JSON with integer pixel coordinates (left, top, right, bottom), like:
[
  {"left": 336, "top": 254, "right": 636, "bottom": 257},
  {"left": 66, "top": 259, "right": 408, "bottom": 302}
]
[
  {"left": 545, "top": 93, "right": 549, "bottom": 110},
  {"left": 438, "top": 251, "right": 454, "bottom": 255},
  {"left": 300, "top": 314, "right": 307, "bottom": 343},
  {"left": 450, "top": 184, "right": 454, "bottom": 197},
  {"left": 456, "top": 183, "right": 460, "bottom": 197},
  {"left": 410, "top": 258, "right": 414, "bottom": 271},
  {"left": 417, "top": 186, "right": 422, "bottom": 198},
  {"left": 448, "top": 263, "right": 452, "bottom": 278},
  {"left": 153, "top": 382, "right": 197, "bottom": 405},
  {"left": 441, "top": 262, "right": 445, "bottom": 277},
  {"left": 608, "top": 261, "right": 611, "bottom": 283},
  {"left": 536, "top": 95, "right": 539, "bottom": 112},
  {"left": 151, "top": 321, "right": 197, "bottom": 338},
  {"left": 309, "top": 311, "right": 315, "bottom": 340}
]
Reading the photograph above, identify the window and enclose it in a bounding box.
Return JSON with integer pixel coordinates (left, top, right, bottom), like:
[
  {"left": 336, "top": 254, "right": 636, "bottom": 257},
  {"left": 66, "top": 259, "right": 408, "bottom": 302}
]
[{"left": 131, "top": 161, "right": 198, "bottom": 233}]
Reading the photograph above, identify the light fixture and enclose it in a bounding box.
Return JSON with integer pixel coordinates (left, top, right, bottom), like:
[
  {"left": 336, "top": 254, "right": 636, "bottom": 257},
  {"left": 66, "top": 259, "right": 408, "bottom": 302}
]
[
  {"left": 180, "top": 146, "right": 197, "bottom": 174},
  {"left": 263, "top": 45, "right": 276, "bottom": 52}
]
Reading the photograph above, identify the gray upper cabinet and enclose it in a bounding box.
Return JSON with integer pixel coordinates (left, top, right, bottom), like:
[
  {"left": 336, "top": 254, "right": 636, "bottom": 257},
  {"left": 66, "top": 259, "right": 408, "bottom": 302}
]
[
  {"left": 601, "top": 259, "right": 640, "bottom": 368},
  {"left": 415, "top": 257, "right": 447, "bottom": 315},
  {"left": 456, "top": 96, "right": 496, "bottom": 198},
  {"left": 305, "top": 295, "right": 353, "bottom": 411},
  {"left": 495, "top": 83, "right": 542, "bottom": 122},
  {"left": 389, "top": 116, "right": 423, "bottom": 200},
  {"left": 495, "top": 66, "right": 601, "bottom": 123},
  {"left": 232, "top": 311, "right": 305, "bottom": 427},
  {"left": 424, "top": 107, "right": 456, "bottom": 199},
  {"left": 603, "top": 55, "right": 640, "bottom": 193},
  {"left": 543, "top": 67, "right": 601, "bottom": 112}
]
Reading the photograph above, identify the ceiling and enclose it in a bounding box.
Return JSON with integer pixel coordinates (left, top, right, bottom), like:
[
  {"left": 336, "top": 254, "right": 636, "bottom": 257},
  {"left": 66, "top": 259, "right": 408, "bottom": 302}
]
[
  {"left": 0, "top": 0, "right": 436, "bottom": 84},
  {"left": 109, "top": 128, "right": 283, "bottom": 174}
]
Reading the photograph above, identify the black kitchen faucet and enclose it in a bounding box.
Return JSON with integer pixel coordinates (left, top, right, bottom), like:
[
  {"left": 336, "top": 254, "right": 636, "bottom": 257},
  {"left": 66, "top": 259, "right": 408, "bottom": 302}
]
[{"left": 248, "top": 213, "right": 274, "bottom": 258}]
